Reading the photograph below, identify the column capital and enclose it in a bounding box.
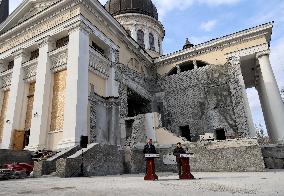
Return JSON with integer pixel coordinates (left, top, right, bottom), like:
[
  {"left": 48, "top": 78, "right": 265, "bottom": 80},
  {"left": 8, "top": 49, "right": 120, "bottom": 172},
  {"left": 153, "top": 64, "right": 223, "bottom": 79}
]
[
  {"left": 0, "top": 59, "right": 6, "bottom": 65},
  {"left": 256, "top": 50, "right": 270, "bottom": 59},
  {"left": 66, "top": 21, "right": 92, "bottom": 35},
  {"left": 227, "top": 56, "right": 241, "bottom": 66},
  {"left": 110, "top": 48, "right": 119, "bottom": 64},
  {"left": 11, "top": 49, "right": 29, "bottom": 60},
  {"left": 36, "top": 36, "right": 56, "bottom": 48}
]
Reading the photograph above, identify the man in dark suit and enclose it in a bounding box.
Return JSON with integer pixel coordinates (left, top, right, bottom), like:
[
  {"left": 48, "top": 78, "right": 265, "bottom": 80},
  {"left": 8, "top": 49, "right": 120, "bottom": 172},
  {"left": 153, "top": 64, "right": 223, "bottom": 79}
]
[
  {"left": 143, "top": 139, "right": 157, "bottom": 174},
  {"left": 143, "top": 139, "right": 156, "bottom": 154},
  {"left": 173, "top": 142, "right": 186, "bottom": 177}
]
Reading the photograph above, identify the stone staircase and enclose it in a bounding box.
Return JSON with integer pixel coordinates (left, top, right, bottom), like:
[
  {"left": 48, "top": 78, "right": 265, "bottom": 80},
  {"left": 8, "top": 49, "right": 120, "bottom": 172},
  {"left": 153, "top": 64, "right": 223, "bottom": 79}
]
[
  {"left": 33, "top": 145, "right": 81, "bottom": 177},
  {"left": 56, "top": 143, "right": 124, "bottom": 177}
]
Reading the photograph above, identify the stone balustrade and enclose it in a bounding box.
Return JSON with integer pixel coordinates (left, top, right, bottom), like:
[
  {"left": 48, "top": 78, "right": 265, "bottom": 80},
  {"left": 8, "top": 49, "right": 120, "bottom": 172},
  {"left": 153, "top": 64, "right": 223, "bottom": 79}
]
[
  {"left": 49, "top": 45, "right": 68, "bottom": 73},
  {"left": 22, "top": 58, "right": 38, "bottom": 82},
  {"left": 89, "top": 47, "right": 110, "bottom": 79}
]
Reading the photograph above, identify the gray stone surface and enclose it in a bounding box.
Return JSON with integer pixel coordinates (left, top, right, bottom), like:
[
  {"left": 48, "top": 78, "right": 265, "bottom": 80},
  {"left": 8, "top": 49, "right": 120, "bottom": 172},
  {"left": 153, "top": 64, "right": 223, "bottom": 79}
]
[
  {"left": 115, "top": 61, "right": 250, "bottom": 141},
  {"left": 33, "top": 145, "right": 81, "bottom": 177},
  {"left": 0, "top": 150, "right": 32, "bottom": 166},
  {"left": 1, "top": 172, "right": 284, "bottom": 196},
  {"left": 124, "top": 140, "right": 265, "bottom": 173},
  {"left": 157, "top": 63, "right": 249, "bottom": 138},
  {"left": 262, "top": 144, "right": 284, "bottom": 169},
  {"left": 124, "top": 115, "right": 148, "bottom": 147},
  {"left": 89, "top": 94, "right": 120, "bottom": 145},
  {"left": 56, "top": 144, "right": 124, "bottom": 177}
]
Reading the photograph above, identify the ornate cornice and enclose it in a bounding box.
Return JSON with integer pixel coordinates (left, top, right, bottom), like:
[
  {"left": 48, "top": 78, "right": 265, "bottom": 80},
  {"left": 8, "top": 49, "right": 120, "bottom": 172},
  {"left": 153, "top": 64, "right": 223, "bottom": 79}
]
[
  {"left": 36, "top": 36, "right": 56, "bottom": 48},
  {"left": 225, "top": 44, "right": 269, "bottom": 59},
  {"left": 49, "top": 45, "right": 68, "bottom": 73},
  {"left": 0, "top": 69, "right": 12, "bottom": 90},
  {"left": 89, "top": 47, "right": 110, "bottom": 79},
  {"left": 12, "top": 49, "right": 29, "bottom": 60},
  {"left": 22, "top": 58, "right": 38, "bottom": 82},
  {"left": 0, "top": 2, "right": 80, "bottom": 55},
  {"left": 81, "top": 0, "right": 153, "bottom": 64},
  {"left": 79, "top": 16, "right": 118, "bottom": 50},
  {"left": 66, "top": 21, "right": 92, "bottom": 35},
  {"left": 256, "top": 50, "right": 270, "bottom": 59},
  {"left": 155, "top": 22, "right": 273, "bottom": 67}
]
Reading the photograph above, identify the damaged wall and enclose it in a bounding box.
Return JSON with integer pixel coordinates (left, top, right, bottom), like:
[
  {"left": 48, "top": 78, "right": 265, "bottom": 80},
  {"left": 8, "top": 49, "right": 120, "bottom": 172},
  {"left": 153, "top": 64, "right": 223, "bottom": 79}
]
[
  {"left": 124, "top": 139, "right": 265, "bottom": 173},
  {"left": 156, "top": 63, "right": 250, "bottom": 138},
  {"left": 89, "top": 93, "right": 120, "bottom": 145}
]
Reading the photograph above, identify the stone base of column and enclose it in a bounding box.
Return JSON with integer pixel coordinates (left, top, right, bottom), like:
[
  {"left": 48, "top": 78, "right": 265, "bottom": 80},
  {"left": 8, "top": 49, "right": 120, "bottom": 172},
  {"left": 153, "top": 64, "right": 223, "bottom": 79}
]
[
  {"left": 57, "top": 138, "right": 78, "bottom": 150},
  {"left": 275, "top": 138, "right": 284, "bottom": 145},
  {"left": 25, "top": 144, "right": 46, "bottom": 152}
]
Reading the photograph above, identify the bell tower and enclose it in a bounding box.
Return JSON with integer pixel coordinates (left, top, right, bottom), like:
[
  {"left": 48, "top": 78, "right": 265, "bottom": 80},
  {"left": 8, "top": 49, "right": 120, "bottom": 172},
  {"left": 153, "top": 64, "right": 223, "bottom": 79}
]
[{"left": 105, "top": 0, "right": 165, "bottom": 58}]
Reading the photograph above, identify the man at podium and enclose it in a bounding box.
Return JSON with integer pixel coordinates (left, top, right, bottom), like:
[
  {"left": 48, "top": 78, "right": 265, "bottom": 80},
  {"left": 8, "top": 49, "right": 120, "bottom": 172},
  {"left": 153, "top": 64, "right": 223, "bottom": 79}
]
[
  {"left": 143, "top": 139, "right": 157, "bottom": 154},
  {"left": 173, "top": 142, "right": 186, "bottom": 177},
  {"left": 143, "top": 139, "right": 158, "bottom": 179}
]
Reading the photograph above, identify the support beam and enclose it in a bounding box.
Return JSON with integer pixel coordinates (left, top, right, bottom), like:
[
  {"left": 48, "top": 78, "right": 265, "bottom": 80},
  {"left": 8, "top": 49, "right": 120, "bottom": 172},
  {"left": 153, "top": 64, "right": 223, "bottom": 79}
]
[
  {"left": 106, "top": 49, "right": 119, "bottom": 97},
  {"left": 256, "top": 50, "right": 284, "bottom": 143}
]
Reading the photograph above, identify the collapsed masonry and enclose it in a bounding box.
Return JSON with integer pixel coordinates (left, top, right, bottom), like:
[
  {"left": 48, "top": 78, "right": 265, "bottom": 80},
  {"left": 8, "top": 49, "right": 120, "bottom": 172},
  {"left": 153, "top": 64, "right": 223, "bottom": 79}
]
[
  {"left": 113, "top": 60, "right": 251, "bottom": 147},
  {"left": 31, "top": 61, "right": 270, "bottom": 177}
]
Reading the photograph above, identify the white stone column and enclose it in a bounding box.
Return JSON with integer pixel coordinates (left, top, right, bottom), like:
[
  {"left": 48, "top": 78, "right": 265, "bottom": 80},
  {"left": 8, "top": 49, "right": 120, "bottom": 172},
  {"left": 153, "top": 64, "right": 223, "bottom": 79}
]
[
  {"left": 1, "top": 50, "right": 28, "bottom": 149},
  {"left": 26, "top": 37, "right": 55, "bottom": 151},
  {"left": 106, "top": 48, "right": 119, "bottom": 97},
  {"left": 228, "top": 56, "right": 255, "bottom": 137},
  {"left": 0, "top": 60, "right": 5, "bottom": 110},
  {"left": 154, "top": 33, "right": 159, "bottom": 53},
  {"left": 144, "top": 28, "right": 150, "bottom": 50},
  {"left": 58, "top": 22, "right": 91, "bottom": 149},
  {"left": 145, "top": 113, "right": 156, "bottom": 142},
  {"left": 130, "top": 27, "right": 137, "bottom": 42},
  {"left": 256, "top": 50, "right": 284, "bottom": 143},
  {"left": 234, "top": 57, "right": 255, "bottom": 137}
]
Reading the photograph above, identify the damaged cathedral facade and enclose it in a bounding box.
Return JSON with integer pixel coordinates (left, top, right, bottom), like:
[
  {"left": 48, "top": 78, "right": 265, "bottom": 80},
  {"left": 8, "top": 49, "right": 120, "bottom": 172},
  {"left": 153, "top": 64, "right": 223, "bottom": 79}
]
[{"left": 0, "top": 0, "right": 284, "bottom": 153}]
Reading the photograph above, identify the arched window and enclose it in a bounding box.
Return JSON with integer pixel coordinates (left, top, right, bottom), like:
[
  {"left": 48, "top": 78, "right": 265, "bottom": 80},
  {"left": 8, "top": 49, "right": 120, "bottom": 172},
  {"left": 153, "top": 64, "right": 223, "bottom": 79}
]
[
  {"left": 149, "top": 33, "right": 155, "bottom": 51},
  {"left": 137, "top": 30, "right": 145, "bottom": 49},
  {"left": 167, "top": 60, "right": 208, "bottom": 76}
]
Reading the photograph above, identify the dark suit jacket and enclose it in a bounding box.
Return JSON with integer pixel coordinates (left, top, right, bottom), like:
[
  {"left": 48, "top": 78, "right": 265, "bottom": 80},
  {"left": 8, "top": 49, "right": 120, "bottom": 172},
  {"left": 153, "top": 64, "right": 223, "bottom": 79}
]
[
  {"left": 173, "top": 147, "right": 186, "bottom": 162},
  {"left": 143, "top": 144, "right": 157, "bottom": 154}
]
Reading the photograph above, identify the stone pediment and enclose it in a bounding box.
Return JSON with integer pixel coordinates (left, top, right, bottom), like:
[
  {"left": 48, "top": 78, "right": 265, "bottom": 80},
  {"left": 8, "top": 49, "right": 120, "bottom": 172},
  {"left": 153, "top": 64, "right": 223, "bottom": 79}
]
[{"left": 0, "top": 0, "right": 61, "bottom": 34}]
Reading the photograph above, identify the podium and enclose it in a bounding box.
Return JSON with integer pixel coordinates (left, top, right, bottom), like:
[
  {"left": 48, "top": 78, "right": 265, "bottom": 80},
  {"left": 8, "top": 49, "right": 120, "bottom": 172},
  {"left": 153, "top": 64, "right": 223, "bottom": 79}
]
[
  {"left": 144, "top": 154, "right": 159, "bottom": 181},
  {"left": 179, "top": 154, "right": 195, "bottom": 180}
]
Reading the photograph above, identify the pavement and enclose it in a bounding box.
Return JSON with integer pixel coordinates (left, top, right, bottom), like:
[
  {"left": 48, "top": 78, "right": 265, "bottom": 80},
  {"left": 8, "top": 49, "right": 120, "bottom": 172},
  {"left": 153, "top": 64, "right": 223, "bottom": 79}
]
[{"left": 0, "top": 171, "right": 284, "bottom": 196}]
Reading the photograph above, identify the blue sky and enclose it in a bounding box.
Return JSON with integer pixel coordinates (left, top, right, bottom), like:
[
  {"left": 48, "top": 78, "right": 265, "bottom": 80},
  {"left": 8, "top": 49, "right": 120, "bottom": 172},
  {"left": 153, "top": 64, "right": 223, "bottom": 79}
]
[{"left": 9, "top": 0, "right": 284, "bottom": 133}]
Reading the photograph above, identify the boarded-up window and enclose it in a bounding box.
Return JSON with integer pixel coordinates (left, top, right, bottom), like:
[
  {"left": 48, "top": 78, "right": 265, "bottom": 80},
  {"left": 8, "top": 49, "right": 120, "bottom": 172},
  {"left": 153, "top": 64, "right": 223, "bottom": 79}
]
[
  {"left": 50, "top": 70, "right": 67, "bottom": 132},
  {"left": 0, "top": 90, "right": 10, "bottom": 142},
  {"left": 24, "top": 82, "right": 36, "bottom": 130}
]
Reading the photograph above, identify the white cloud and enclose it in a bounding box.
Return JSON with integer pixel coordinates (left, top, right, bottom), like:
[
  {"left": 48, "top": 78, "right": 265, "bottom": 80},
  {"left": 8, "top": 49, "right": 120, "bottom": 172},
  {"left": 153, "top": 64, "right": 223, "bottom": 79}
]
[
  {"left": 153, "top": 0, "right": 241, "bottom": 19},
  {"left": 99, "top": 0, "right": 108, "bottom": 5},
  {"left": 200, "top": 20, "right": 217, "bottom": 32},
  {"left": 9, "top": 0, "right": 22, "bottom": 14}
]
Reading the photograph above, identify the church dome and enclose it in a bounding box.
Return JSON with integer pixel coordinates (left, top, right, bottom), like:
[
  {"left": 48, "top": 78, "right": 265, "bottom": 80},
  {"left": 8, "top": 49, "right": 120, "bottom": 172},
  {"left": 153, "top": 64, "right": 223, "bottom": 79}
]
[{"left": 105, "top": 0, "right": 159, "bottom": 20}]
